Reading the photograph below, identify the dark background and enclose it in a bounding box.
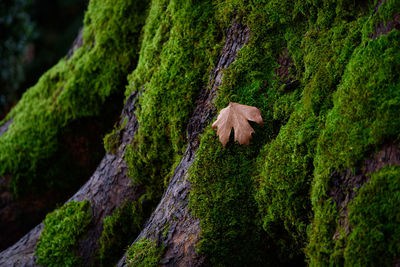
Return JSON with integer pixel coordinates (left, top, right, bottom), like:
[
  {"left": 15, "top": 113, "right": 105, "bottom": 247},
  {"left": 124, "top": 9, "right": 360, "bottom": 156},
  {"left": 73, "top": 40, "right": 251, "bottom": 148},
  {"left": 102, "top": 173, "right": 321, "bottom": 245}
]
[{"left": 0, "top": 0, "right": 87, "bottom": 119}]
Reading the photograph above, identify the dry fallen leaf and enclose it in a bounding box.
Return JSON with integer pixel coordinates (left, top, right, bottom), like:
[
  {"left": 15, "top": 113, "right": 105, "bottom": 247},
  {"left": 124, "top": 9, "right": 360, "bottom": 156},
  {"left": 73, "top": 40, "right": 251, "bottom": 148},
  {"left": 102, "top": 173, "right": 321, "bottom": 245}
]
[{"left": 212, "top": 102, "right": 263, "bottom": 147}]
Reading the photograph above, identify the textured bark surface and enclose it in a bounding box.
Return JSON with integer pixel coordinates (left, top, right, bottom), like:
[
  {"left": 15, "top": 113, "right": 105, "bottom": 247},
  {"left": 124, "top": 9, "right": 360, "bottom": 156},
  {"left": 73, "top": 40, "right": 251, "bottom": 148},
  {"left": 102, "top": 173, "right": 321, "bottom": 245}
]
[
  {"left": 274, "top": 48, "right": 299, "bottom": 93},
  {"left": 275, "top": 48, "right": 294, "bottom": 81},
  {"left": 0, "top": 108, "right": 121, "bottom": 252},
  {"left": 0, "top": 91, "right": 142, "bottom": 266},
  {"left": 73, "top": 91, "right": 144, "bottom": 266},
  {"left": 0, "top": 184, "right": 63, "bottom": 252},
  {"left": 0, "top": 223, "right": 43, "bottom": 267},
  {"left": 117, "top": 20, "right": 249, "bottom": 267}
]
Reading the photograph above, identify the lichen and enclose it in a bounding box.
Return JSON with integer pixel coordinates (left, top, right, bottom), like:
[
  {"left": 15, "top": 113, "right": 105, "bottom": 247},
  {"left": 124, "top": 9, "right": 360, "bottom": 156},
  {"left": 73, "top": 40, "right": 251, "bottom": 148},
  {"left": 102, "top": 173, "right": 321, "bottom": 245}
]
[{"left": 35, "top": 200, "right": 92, "bottom": 267}]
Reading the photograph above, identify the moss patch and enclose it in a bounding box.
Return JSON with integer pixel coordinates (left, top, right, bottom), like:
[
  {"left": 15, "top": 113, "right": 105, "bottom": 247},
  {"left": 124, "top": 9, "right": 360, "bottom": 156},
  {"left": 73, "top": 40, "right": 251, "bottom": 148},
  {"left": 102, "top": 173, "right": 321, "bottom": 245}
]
[
  {"left": 35, "top": 200, "right": 92, "bottom": 266},
  {"left": 125, "top": 238, "right": 164, "bottom": 267},
  {"left": 188, "top": 0, "right": 304, "bottom": 265},
  {"left": 255, "top": 106, "right": 318, "bottom": 261},
  {"left": 189, "top": 127, "right": 272, "bottom": 266},
  {"left": 189, "top": 0, "right": 400, "bottom": 265},
  {"left": 98, "top": 200, "right": 144, "bottom": 266},
  {"left": 3, "top": 0, "right": 400, "bottom": 265}
]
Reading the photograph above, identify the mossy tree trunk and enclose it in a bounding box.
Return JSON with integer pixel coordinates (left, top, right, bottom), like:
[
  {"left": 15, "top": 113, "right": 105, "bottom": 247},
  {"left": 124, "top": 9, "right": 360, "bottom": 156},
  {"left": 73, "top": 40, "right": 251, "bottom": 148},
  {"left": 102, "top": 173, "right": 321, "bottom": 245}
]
[
  {"left": 1, "top": 0, "right": 400, "bottom": 266},
  {"left": 0, "top": 16, "right": 249, "bottom": 267}
]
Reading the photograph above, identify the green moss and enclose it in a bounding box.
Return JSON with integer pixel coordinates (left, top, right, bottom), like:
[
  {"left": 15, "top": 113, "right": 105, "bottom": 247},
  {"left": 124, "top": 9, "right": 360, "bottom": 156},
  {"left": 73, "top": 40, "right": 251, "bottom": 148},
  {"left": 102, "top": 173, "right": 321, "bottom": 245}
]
[
  {"left": 187, "top": 4, "right": 291, "bottom": 264},
  {"left": 124, "top": 0, "right": 224, "bottom": 202},
  {"left": 188, "top": 0, "right": 399, "bottom": 265},
  {"left": 98, "top": 200, "right": 144, "bottom": 266},
  {"left": 308, "top": 29, "right": 400, "bottom": 266},
  {"left": 35, "top": 200, "right": 92, "bottom": 267},
  {"left": 187, "top": 3, "right": 292, "bottom": 266},
  {"left": 255, "top": 3, "right": 369, "bottom": 262},
  {"left": 189, "top": 127, "right": 271, "bottom": 266},
  {"left": 362, "top": 0, "right": 400, "bottom": 40},
  {"left": 125, "top": 238, "right": 164, "bottom": 267},
  {"left": 255, "top": 106, "right": 318, "bottom": 261},
  {"left": 0, "top": 0, "right": 149, "bottom": 196},
  {"left": 111, "top": 1, "right": 399, "bottom": 265},
  {"left": 103, "top": 118, "right": 128, "bottom": 155}
]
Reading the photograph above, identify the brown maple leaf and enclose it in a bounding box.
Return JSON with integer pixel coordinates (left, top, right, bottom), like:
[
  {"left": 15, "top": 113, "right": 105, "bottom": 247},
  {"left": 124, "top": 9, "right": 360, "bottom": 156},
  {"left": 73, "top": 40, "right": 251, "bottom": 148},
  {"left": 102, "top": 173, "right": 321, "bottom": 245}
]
[{"left": 212, "top": 102, "right": 263, "bottom": 147}]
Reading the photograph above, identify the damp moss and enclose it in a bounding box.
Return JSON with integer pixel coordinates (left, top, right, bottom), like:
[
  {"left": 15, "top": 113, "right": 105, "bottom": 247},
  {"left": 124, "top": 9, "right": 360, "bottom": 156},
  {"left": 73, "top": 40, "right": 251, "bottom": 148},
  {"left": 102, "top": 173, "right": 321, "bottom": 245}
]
[
  {"left": 188, "top": 0, "right": 400, "bottom": 265},
  {"left": 308, "top": 25, "right": 400, "bottom": 266},
  {"left": 189, "top": 127, "right": 272, "bottom": 266},
  {"left": 255, "top": 1, "right": 370, "bottom": 262},
  {"left": 0, "top": 0, "right": 149, "bottom": 196},
  {"left": 125, "top": 238, "right": 164, "bottom": 267},
  {"left": 35, "top": 200, "right": 92, "bottom": 267},
  {"left": 98, "top": 200, "right": 144, "bottom": 266},
  {"left": 123, "top": 0, "right": 225, "bottom": 203},
  {"left": 255, "top": 106, "right": 319, "bottom": 261},
  {"left": 111, "top": 0, "right": 399, "bottom": 265},
  {"left": 188, "top": 3, "right": 287, "bottom": 264}
]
